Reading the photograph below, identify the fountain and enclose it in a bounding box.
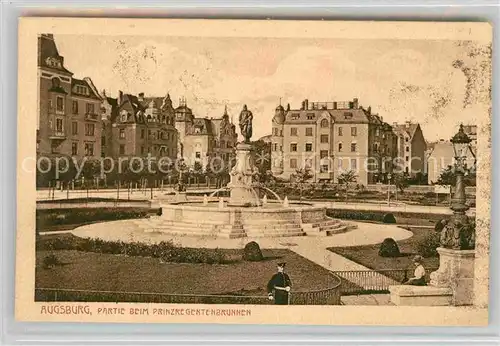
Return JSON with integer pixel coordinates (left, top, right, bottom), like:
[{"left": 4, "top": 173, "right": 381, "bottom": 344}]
[{"left": 137, "top": 105, "right": 356, "bottom": 239}]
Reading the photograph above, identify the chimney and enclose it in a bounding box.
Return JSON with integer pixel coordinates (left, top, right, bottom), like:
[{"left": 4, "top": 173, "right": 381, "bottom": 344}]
[
  {"left": 138, "top": 92, "right": 145, "bottom": 102},
  {"left": 118, "top": 90, "right": 123, "bottom": 105},
  {"left": 353, "top": 98, "right": 359, "bottom": 109},
  {"left": 333, "top": 102, "right": 337, "bottom": 110},
  {"left": 286, "top": 103, "right": 290, "bottom": 111},
  {"left": 304, "top": 99, "right": 309, "bottom": 110}
]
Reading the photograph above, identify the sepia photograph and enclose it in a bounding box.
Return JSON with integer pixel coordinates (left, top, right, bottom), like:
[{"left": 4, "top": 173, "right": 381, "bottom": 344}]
[{"left": 16, "top": 18, "right": 492, "bottom": 325}]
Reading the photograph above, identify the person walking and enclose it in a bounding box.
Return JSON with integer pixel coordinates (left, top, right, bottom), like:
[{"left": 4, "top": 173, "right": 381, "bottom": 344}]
[
  {"left": 403, "top": 255, "right": 427, "bottom": 286},
  {"left": 267, "top": 262, "right": 292, "bottom": 305}
]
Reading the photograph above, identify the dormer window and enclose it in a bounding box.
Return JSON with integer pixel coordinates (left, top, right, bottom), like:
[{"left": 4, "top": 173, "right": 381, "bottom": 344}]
[
  {"left": 290, "top": 113, "right": 300, "bottom": 120},
  {"left": 120, "top": 111, "right": 127, "bottom": 123},
  {"left": 75, "top": 85, "right": 89, "bottom": 96},
  {"left": 344, "top": 112, "right": 353, "bottom": 119},
  {"left": 51, "top": 77, "right": 61, "bottom": 88},
  {"left": 45, "top": 57, "right": 62, "bottom": 68},
  {"left": 307, "top": 113, "right": 315, "bottom": 120}
]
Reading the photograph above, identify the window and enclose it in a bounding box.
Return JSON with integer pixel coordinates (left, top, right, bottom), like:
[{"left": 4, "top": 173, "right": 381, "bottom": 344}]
[
  {"left": 305, "top": 143, "right": 313, "bottom": 152},
  {"left": 338, "top": 159, "right": 343, "bottom": 169},
  {"left": 320, "top": 150, "right": 329, "bottom": 159},
  {"left": 76, "top": 85, "right": 88, "bottom": 95},
  {"left": 306, "top": 127, "right": 313, "bottom": 136},
  {"left": 148, "top": 130, "right": 151, "bottom": 138},
  {"left": 48, "top": 100, "right": 53, "bottom": 110},
  {"left": 72, "top": 100, "right": 78, "bottom": 114},
  {"left": 167, "top": 132, "right": 170, "bottom": 140},
  {"left": 351, "top": 159, "right": 357, "bottom": 170},
  {"left": 320, "top": 134, "right": 329, "bottom": 143},
  {"left": 56, "top": 96, "right": 64, "bottom": 112},
  {"left": 405, "top": 156, "right": 409, "bottom": 162},
  {"left": 351, "top": 127, "right": 357, "bottom": 136},
  {"left": 279, "top": 130, "right": 283, "bottom": 136},
  {"left": 86, "top": 103, "right": 95, "bottom": 114},
  {"left": 305, "top": 159, "right": 312, "bottom": 168},
  {"left": 405, "top": 167, "right": 409, "bottom": 173},
  {"left": 373, "top": 143, "right": 378, "bottom": 152},
  {"left": 195, "top": 152, "right": 201, "bottom": 159},
  {"left": 85, "top": 123, "right": 95, "bottom": 136},
  {"left": 290, "top": 158, "right": 297, "bottom": 169},
  {"left": 290, "top": 143, "right": 297, "bottom": 152},
  {"left": 141, "top": 146, "right": 145, "bottom": 155},
  {"left": 375, "top": 128, "right": 380, "bottom": 136},
  {"left": 351, "top": 143, "right": 357, "bottom": 152},
  {"left": 406, "top": 146, "right": 409, "bottom": 152},
  {"left": 320, "top": 165, "right": 329, "bottom": 173},
  {"left": 406, "top": 137, "right": 409, "bottom": 142},
  {"left": 55, "top": 118, "right": 63, "bottom": 132},
  {"left": 279, "top": 145, "right": 282, "bottom": 151},
  {"left": 321, "top": 119, "right": 329, "bottom": 128},
  {"left": 119, "top": 145, "right": 125, "bottom": 155},
  {"left": 273, "top": 128, "right": 278, "bottom": 136},
  {"left": 101, "top": 136, "right": 106, "bottom": 146},
  {"left": 71, "top": 121, "right": 78, "bottom": 135},
  {"left": 290, "top": 127, "right": 298, "bottom": 136},
  {"left": 338, "top": 143, "right": 343, "bottom": 152},
  {"left": 273, "top": 143, "right": 278, "bottom": 151},
  {"left": 338, "top": 127, "right": 343, "bottom": 136},
  {"left": 141, "top": 129, "right": 145, "bottom": 139},
  {"left": 84, "top": 142, "right": 94, "bottom": 156},
  {"left": 307, "top": 113, "right": 315, "bottom": 120},
  {"left": 71, "top": 142, "right": 78, "bottom": 156},
  {"left": 119, "top": 129, "right": 125, "bottom": 139},
  {"left": 290, "top": 113, "right": 300, "bottom": 120}
]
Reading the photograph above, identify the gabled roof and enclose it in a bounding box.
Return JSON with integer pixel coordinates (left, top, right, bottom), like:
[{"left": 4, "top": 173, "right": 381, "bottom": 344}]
[
  {"left": 393, "top": 123, "right": 420, "bottom": 139},
  {"left": 71, "top": 78, "right": 101, "bottom": 100},
  {"left": 187, "top": 118, "right": 214, "bottom": 135}
]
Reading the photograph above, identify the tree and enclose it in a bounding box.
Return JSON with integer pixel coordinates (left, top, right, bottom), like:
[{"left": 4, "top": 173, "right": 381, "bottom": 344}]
[
  {"left": 291, "top": 168, "right": 313, "bottom": 199},
  {"left": 436, "top": 165, "right": 476, "bottom": 187},
  {"left": 392, "top": 172, "right": 410, "bottom": 193},
  {"left": 337, "top": 170, "right": 358, "bottom": 201}
]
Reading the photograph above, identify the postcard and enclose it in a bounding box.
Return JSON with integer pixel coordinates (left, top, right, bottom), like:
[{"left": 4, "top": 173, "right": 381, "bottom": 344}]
[{"left": 16, "top": 17, "right": 491, "bottom": 325}]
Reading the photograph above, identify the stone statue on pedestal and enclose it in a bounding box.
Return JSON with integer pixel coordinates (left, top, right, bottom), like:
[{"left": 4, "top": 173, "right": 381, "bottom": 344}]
[{"left": 239, "top": 104, "right": 253, "bottom": 143}]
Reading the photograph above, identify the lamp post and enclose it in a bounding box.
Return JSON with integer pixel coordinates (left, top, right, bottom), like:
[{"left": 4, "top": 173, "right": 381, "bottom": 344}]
[{"left": 439, "top": 124, "right": 475, "bottom": 250}]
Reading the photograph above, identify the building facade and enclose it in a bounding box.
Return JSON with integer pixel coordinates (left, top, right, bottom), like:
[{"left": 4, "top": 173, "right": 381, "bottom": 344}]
[
  {"left": 101, "top": 92, "right": 178, "bottom": 160},
  {"left": 392, "top": 122, "right": 427, "bottom": 177},
  {"left": 174, "top": 98, "right": 238, "bottom": 170},
  {"left": 37, "top": 34, "right": 102, "bottom": 159},
  {"left": 271, "top": 98, "right": 398, "bottom": 185}
]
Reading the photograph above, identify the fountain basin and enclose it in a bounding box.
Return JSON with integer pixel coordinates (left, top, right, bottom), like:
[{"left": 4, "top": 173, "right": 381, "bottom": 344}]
[{"left": 138, "top": 201, "right": 356, "bottom": 239}]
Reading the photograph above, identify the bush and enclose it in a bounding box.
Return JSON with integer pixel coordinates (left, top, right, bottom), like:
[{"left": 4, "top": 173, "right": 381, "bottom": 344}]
[
  {"left": 434, "top": 219, "right": 448, "bottom": 233},
  {"left": 242, "top": 241, "right": 264, "bottom": 261},
  {"left": 378, "top": 238, "right": 400, "bottom": 257},
  {"left": 417, "top": 232, "right": 441, "bottom": 257},
  {"left": 42, "top": 254, "right": 62, "bottom": 269},
  {"left": 382, "top": 213, "right": 397, "bottom": 224}
]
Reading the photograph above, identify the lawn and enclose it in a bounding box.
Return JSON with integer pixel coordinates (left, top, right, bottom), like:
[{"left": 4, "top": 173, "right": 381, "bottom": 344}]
[
  {"left": 328, "top": 227, "right": 440, "bottom": 274},
  {"left": 36, "top": 248, "right": 336, "bottom": 297}
]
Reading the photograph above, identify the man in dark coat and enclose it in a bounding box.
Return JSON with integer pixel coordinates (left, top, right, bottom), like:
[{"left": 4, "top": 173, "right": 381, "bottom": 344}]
[{"left": 267, "top": 262, "right": 292, "bottom": 305}]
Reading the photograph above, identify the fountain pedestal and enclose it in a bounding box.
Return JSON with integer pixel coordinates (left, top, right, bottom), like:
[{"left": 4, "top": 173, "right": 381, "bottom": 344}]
[{"left": 227, "top": 143, "right": 261, "bottom": 207}]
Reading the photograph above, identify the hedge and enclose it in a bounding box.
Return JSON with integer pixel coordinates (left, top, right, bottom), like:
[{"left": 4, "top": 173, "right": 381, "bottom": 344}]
[
  {"left": 36, "top": 208, "right": 157, "bottom": 228},
  {"left": 36, "top": 237, "right": 230, "bottom": 265}
]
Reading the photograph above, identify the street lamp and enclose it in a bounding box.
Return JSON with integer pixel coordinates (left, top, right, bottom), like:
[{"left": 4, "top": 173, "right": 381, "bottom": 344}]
[{"left": 439, "top": 124, "right": 475, "bottom": 250}]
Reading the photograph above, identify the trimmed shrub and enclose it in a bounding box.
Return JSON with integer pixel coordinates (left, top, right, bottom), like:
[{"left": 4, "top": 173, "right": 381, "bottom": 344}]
[
  {"left": 382, "top": 213, "right": 397, "bottom": 224},
  {"left": 417, "top": 232, "right": 440, "bottom": 258},
  {"left": 242, "top": 241, "right": 264, "bottom": 261},
  {"left": 378, "top": 238, "right": 400, "bottom": 257},
  {"left": 42, "top": 254, "right": 62, "bottom": 269}
]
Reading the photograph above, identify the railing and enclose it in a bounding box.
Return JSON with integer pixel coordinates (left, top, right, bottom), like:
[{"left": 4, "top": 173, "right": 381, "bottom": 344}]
[
  {"left": 334, "top": 268, "right": 439, "bottom": 295},
  {"left": 35, "top": 275, "right": 342, "bottom": 305}
]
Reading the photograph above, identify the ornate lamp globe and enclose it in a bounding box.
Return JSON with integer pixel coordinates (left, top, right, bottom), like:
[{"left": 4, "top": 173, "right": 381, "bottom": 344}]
[{"left": 450, "top": 124, "right": 472, "bottom": 170}]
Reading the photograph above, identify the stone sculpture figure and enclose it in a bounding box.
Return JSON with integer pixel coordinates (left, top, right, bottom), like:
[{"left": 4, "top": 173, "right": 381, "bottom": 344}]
[{"left": 239, "top": 104, "right": 253, "bottom": 143}]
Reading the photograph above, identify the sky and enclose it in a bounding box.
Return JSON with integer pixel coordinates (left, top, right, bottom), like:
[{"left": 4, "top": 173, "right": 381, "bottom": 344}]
[{"left": 54, "top": 34, "right": 490, "bottom": 142}]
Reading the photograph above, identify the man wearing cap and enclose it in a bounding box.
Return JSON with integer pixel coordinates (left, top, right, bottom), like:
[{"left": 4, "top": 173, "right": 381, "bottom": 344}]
[
  {"left": 267, "top": 262, "right": 292, "bottom": 305},
  {"left": 403, "top": 255, "right": 427, "bottom": 286}
]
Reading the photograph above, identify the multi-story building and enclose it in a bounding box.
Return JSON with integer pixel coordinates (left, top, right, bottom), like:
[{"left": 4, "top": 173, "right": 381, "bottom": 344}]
[
  {"left": 101, "top": 91, "right": 178, "bottom": 160},
  {"left": 392, "top": 121, "right": 427, "bottom": 177},
  {"left": 271, "top": 98, "right": 398, "bottom": 185},
  {"left": 174, "top": 98, "right": 237, "bottom": 170},
  {"left": 37, "top": 34, "right": 102, "bottom": 159}
]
